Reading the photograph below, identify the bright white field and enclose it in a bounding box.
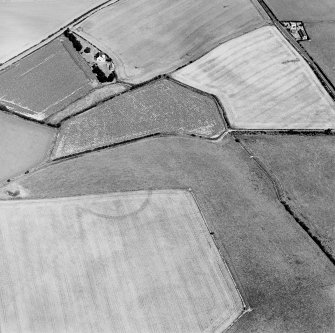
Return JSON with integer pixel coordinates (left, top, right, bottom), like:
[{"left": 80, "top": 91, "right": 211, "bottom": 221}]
[
  {"left": 0, "top": 112, "right": 55, "bottom": 182},
  {"left": 75, "top": 0, "right": 268, "bottom": 84},
  {"left": 0, "top": 0, "right": 108, "bottom": 63},
  {"left": 0, "top": 190, "right": 243, "bottom": 332},
  {"left": 172, "top": 26, "right": 335, "bottom": 129}
]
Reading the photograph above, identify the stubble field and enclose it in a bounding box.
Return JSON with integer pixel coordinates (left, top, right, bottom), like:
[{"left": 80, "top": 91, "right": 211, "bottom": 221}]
[
  {"left": 172, "top": 26, "right": 335, "bottom": 129},
  {"left": 75, "top": 0, "right": 269, "bottom": 84},
  {"left": 2, "top": 136, "right": 334, "bottom": 332},
  {"left": 0, "top": 190, "right": 243, "bottom": 332}
]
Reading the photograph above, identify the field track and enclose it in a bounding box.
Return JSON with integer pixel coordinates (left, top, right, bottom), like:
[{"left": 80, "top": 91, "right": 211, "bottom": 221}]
[
  {"left": 75, "top": 0, "right": 269, "bottom": 84},
  {"left": 0, "top": 190, "right": 243, "bottom": 332},
  {"left": 172, "top": 26, "right": 335, "bottom": 129}
]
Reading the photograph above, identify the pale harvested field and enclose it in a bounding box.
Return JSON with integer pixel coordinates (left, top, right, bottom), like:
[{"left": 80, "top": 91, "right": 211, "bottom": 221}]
[
  {"left": 0, "top": 112, "right": 55, "bottom": 182},
  {"left": 0, "top": 190, "right": 243, "bottom": 332},
  {"left": 52, "top": 79, "right": 224, "bottom": 159},
  {"left": 0, "top": 0, "right": 109, "bottom": 63},
  {"left": 2, "top": 136, "right": 334, "bottom": 332},
  {"left": 172, "top": 26, "right": 335, "bottom": 129},
  {"left": 303, "top": 22, "right": 335, "bottom": 88},
  {"left": 0, "top": 38, "right": 94, "bottom": 120},
  {"left": 46, "top": 82, "right": 131, "bottom": 125},
  {"left": 75, "top": 0, "right": 269, "bottom": 84},
  {"left": 236, "top": 134, "right": 335, "bottom": 257},
  {"left": 263, "top": 0, "right": 335, "bottom": 21}
]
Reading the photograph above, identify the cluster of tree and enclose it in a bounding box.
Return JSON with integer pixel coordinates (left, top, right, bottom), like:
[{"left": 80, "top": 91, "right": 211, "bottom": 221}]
[
  {"left": 64, "top": 29, "right": 82, "bottom": 52},
  {"left": 0, "top": 104, "right": 8, "bottom": 112},
  {"left": 92, "top": 64, "right": 116, "bottom": 83}
]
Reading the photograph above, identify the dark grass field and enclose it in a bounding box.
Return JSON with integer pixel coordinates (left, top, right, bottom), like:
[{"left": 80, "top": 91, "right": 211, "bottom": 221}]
[
  {"left": 0, "top": 37, "right": 94, "bottom": 120},
  {"left": 2, "top": 135, "right": 334, "bottom": 332},
  {"left": 303, "top": 22, "right": 335, "bottom": 88},
  {"left": 263, "top": 0, "right": 335, "bottom": 21},
  {"left": 52, "top": 78, "right": 225, "bottom": 159},
  {"left": 235, "top": 134, "right": 335, "bottom": 259}
]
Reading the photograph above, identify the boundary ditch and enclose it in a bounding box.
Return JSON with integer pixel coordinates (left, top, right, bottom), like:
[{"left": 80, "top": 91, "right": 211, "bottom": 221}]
[{"left": 233, "top": 132, "right": 335, "bottom": 266}]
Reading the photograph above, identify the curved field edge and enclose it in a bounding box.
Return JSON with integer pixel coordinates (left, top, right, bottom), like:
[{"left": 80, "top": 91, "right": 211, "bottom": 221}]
[
  {"left": 73, "top": 0, "right": 270, "bottom": 84},
  {"left": 0, "top": 136, "right": 333, "bottom": 332},
  {"left": 0, "top": 190, "right": 244, "bottom": 332},
  {"left": 50, "top": 78, "right": 226, "bottom": 159},
  {"left": 171, "top": 25, "right": 335, "bottom": 130}
]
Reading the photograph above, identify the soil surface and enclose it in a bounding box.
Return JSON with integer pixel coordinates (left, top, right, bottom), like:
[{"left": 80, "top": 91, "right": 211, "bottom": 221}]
[{"left": 2, "top": 135, "right": 334, "bottom": 332}]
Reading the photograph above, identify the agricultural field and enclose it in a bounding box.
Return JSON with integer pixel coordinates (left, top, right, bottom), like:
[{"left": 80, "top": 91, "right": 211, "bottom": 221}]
[
  {"left": 1, "top": 0, "right": 335, "bottom": 331},
  {"left": 262, "top": 1, "right": 335, "bottom": 87},
  {"left": 0, "top": 190, "right": 243, "bottom": 332},
  {"left": 74, "top": 0, "right": 269, "bottom": 84},
  {"left": 2, "top": 136, "right": 334, "bottom": 332},
  {"left": 235, "top": 134, "right": 335, "bottom": 258},
  {"left": 302, "top": 23, "right": 335, "bottom": 87},
  {"left": 52, "top": 79, "right": 225, "bottom": 159},
  {"left": 172, "top": 26, "right": 335, "bottom": 129},
  {"left": 0, "top": 37, "right": 95, "bottom": 121},
  {"left": 263, "top": 0, "right": 335, "bottom": 21},
  {"left": 46, "top": 82, "right": 131, "bottom": 125},
  {"left": 0, "top": 0, "right": 110, "bottom": 64},
  {"left": 0, "top": 112, "right": 55, "bottom": 183}
]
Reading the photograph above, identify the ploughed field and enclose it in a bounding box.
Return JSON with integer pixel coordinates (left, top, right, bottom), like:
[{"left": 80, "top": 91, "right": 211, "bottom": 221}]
[
  {"left": 0, "top": 190, "right": 243, "bottom": 332},
  {"left": 172, "top": 26, "right": 335, "bottom": 129},
  {"left": 236, "top": 134, "right": 335, "bottom": 258},
  {"left": 2, "top": 136, "right": 334, "bottom": 332},
  {"left": 0, "top": 0, "right": 109, "bottom": 64},
  {"left": 0, "top": 112, "right": 55, "bottom": 183},
  {"left": 52, "top": 78, "right": 225, "bottom": 159},
  {"left": 0, "top": 37, "right": 94, "bottom": 120},
  {"left": 74, "top": 0, "right": 269, "bottom": 84}
]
